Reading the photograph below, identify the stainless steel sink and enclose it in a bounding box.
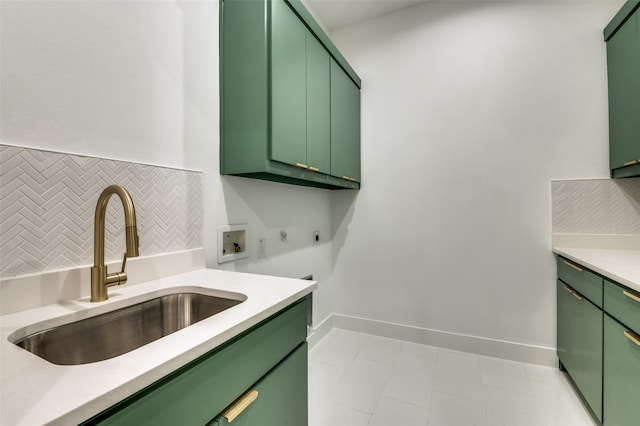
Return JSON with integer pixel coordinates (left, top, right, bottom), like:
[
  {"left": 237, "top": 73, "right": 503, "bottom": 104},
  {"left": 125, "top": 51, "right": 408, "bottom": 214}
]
[{"left": 14, "top": 292, "right": 242, "bottom": 365}]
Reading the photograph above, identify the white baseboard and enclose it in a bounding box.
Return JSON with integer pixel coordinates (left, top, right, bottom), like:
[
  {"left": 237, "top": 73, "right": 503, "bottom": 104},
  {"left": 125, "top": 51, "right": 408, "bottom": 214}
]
[
  {"left": 307, "top": 314, "right": 334, "bottom": 349},
  {"left": 312, "top": 313, "right": 558, "bottom": 367}
]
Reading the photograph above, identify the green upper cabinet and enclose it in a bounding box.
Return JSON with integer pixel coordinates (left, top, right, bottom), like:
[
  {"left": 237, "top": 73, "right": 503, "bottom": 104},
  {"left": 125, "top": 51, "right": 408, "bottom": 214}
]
[
  {"left": 605, "top": 1, "right": 640, "bottom": 178},
  {"left": 220, "top": 0, "right": 361, "bottom": 190},
  {"left": 331, "top": 60, "right": 361, "bottom": 182}
]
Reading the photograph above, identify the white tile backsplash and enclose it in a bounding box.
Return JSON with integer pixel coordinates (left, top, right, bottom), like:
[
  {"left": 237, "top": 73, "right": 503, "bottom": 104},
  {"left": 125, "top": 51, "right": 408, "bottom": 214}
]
[
  {"left": 551, "top": 178, "right": 640, "bottom": 235},
  {"left": 0, "top": 145, "right": 203, "bottom": 277}
]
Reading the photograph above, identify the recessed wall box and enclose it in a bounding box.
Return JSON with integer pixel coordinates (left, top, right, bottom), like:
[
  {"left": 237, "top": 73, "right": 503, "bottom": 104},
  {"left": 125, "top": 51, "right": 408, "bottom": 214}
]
[{"left": 217, "top": 224, "right": 249, "bottom": 263}]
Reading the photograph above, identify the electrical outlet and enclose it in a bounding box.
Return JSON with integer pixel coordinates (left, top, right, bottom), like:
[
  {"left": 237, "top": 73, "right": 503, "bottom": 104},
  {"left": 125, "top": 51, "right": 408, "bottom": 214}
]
[
  {"left": 312, "top": 231, "right": 320, "bottom": 246},
  {"left": 258, "top": 238, "right": 266, "bottom": 258}
]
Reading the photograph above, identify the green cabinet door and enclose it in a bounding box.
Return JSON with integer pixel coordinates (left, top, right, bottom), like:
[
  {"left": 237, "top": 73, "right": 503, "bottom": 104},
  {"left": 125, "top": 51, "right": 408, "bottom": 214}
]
[
  {"left": 604, "top": 314, "right": 640, "bottom": 426},
  {"left": 556, "top": 280, "right": 603, "bottom": 422},
  {"left": 271, "top": 0, "right": 307, "bottom": 167},
  {"left": 306, "top": 32, "right": 331, "bottom": 174},
  {"left": 331, "top": 59, "right": 361, "bottom": 182},
  {"left": 571, "top": 289, "right": 603, "bottom": 422},
  {"left": 210, "top": 342, "right": 308, "bottom": 426},
  {"left": 557, "top": 280, "right": 574, "bottom": 371},
  {"left": 606, "top": 6, "right": 640, "bottom": 177},
  {"left": 220, "top": 0, "right": 270, "bottom": 175}
]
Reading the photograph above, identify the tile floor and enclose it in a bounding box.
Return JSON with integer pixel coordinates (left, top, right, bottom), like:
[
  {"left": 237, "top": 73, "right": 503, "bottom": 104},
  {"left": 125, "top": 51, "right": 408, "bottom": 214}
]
[{"left": 308, "top": 329, "right": 597, "bottom": 426}]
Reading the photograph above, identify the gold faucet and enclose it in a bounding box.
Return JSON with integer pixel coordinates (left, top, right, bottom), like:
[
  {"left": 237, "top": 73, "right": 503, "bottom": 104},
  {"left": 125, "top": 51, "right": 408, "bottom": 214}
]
[{"left": 90, "top": 185, "right": 139, "bottom": 302}]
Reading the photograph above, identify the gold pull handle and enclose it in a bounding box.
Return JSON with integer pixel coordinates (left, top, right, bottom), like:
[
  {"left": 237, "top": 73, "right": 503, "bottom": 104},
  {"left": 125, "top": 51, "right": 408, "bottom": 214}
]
[
  {"left": 623, "top": 160, "right": 639, "bottom": 166},
  {"left": 295, "top": 163, "right": 309, "bottom": 169},
  {"left": 624, "top": 330, "right": 640, "bottom": 346},
  {"left": 342, "top": 175, "right": 351, "bottom": 180},
  {"left": 572, "top": 291, "right": 584, "bottom": 301},
  {"left": 563, "top": 260, "right": 583, "bottom": 272},
  {"left": 308, "top": 166, "right": 320, "bottom": 172},
  {"left": 564, "top": 286, "right": 574, "bottom": 295},
  {"left": 623, "top": 290, "right": 640, "bottom": 304},
  {"left": 222, "top": 389, "right": 258, "bottom": 423}
]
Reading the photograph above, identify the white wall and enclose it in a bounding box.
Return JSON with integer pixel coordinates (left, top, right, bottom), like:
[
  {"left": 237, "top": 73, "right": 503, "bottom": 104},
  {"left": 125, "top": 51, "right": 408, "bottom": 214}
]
[
  {"left": 1, "top": 0, "right": 626, "bottom": 352},
  {"left": 0, "top": 0, "right": 335, "bottom": 324},
  {"left": 329, "top": 1, "right": 622, "bottom": 349}
]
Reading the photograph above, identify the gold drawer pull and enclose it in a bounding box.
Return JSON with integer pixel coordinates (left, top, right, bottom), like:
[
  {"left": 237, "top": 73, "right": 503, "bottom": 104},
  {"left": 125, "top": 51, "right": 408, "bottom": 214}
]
[
  {"left": 342, "top": 175, "right": 351, "bottom": 180},
  {"left": 624, "top": 330, "right": 640, "bottom": 346},
  {"left": 623, "top": 160, "right": 639, "bottom": 166},
  {"left": 309, "top": 166, "right": 320, "bottom": 172},
  {"left": 563, "top": 260, "right": 583, "bottom": 272},
  {"left": 222, "top": 389, "right": 258, "bottom": 423},
  {"left": 623, "top": 290, "right": 640, "bottom": 304},
  {"left": 564, "top": 286, "right": 574, "bottom": 295},
  {"left": 572, "top": 292, "right": 584, "bottom": 301},
  {"left": 295, "top": 163, "right": 309, "bottom": 169}
]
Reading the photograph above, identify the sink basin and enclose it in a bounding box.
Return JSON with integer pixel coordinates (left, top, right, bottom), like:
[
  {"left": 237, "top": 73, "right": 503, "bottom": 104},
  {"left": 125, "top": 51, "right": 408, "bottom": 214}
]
[{"left": 14, "top": 292, "right": 242, "bottom": 365}]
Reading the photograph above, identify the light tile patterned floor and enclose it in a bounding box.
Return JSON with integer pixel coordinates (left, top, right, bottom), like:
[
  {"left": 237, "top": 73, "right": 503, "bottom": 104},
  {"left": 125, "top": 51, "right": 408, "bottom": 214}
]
[{"left": 308, "top": 329, "right": 597, "bottom": 426}]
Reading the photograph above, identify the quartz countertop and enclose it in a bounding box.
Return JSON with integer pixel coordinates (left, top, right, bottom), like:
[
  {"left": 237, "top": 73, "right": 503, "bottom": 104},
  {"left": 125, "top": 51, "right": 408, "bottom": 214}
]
[
  {"left": 0, "top": 268, "right": 316, "bottom": 426},
  {"left": 552, "top": 246, "right": 640, "bottom": 293}
]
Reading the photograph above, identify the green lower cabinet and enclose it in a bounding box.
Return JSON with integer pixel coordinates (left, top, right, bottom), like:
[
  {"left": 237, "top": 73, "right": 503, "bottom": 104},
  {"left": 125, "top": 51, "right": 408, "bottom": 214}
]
[
  {"left": 603, "top": 314, "right": 640, "bottom": 426},
  {"left": 209, "top": 342, "right": 308, "bottom": 426},
  {"left": 82, "top": 299, "right": 308, "bottom": 425},
  {"left": 557, "top": 256, "right": 640, "bottom": 424},
  {"left": 556, "top": 280, "right": 603, "bottom": 422}
]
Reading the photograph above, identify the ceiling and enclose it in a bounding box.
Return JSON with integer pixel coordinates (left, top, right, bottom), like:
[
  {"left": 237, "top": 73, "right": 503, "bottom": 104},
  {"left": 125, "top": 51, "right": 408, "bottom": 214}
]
[{"left": 304, "top": 0, "right": 428, "bottom": 31}]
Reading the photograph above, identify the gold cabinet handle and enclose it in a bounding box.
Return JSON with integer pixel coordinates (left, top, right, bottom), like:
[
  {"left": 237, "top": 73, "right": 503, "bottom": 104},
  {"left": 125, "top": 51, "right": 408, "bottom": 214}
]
[
  {"left": 623, "top": 290, "right": 640, "bottom": 304},
  {"left": 342, "top": 175, "right": 351, "bottom": 180},
  {"left": 295, "top": 163, "right": 309, "bottom": 169},
  {"left": 222, "top": 389, "right": 258, "bottom": 423},
  {"left": 308, "top": 166, "right": 320, "bottom": 172},
  {"left": 623, "top": 160, "right": 639, "bottom": 166},
  {"left": 564, "top": 286, "right": 574, "bottom": 295},
  {"left": 563, "top": 260, "right": 583, "bottom": 272},
  {"left": 624, "top": 330, "right": 640, "bottom": 346},
  {"left": 572, "top": 291, "right": 584, "bottom": 301}
]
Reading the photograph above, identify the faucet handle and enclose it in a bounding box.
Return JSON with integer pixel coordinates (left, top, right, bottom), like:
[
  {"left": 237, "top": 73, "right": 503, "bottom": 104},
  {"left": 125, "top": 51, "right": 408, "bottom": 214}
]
[
  {"left": 104, "top": 253, "right": 129, "bottom": 288},
  {"left": 120, "top": 253, "right": 128, "bottom": 274}
]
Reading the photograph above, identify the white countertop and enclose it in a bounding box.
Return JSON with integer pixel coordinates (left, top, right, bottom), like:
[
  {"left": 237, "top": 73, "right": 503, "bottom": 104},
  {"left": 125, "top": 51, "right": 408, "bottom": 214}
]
[
  {"left": 0, "top": 268, "right": 316, "bottom": 426},
  {"left": 552, "top": 247, "right": 640, "bottom": 293}
]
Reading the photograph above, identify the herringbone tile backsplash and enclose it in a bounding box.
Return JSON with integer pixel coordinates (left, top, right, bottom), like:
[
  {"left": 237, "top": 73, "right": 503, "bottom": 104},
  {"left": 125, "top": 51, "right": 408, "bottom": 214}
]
[
  {"left": 0, "top": 145, "right": 203, "bottom": 278},
  {"left": 552, "top": 178, "right": 640, "bottom": 234}
]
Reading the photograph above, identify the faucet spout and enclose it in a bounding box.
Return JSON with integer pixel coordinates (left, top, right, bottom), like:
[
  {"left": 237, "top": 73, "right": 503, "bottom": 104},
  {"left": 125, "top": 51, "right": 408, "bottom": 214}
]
[{"left": 91, "top": 185, "right": 139, "bottom": 302}]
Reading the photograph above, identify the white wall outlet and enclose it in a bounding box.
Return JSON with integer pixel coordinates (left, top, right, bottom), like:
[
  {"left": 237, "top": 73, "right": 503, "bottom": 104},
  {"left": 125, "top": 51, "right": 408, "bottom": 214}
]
[
  {"left": 258, "top": 238, "right": 266, "bottom": 259},
  {"left": 313, "top": 230, "right": 320, "bottom": 246}
]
